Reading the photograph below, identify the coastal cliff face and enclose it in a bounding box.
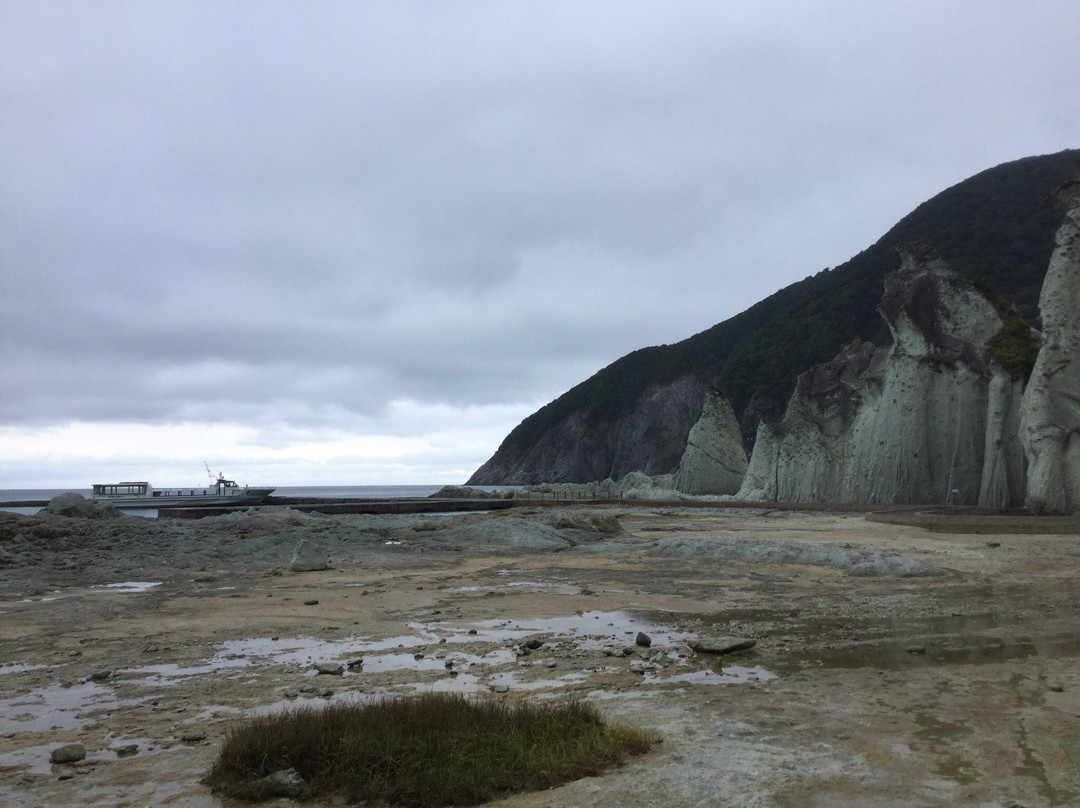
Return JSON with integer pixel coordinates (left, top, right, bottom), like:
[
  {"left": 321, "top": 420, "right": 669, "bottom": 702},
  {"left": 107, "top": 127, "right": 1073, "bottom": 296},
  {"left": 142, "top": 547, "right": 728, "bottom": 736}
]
[
  {"left": 468, "top": 152, "right": 1077, "bottom": 491},
  {"left": 467, "top": 376, "right": 706, "bottom": 485},
  {"left": 738, "top": 245, "right": 1028, "bottom": 506},
  {"left": 673, "top": 388, "right": 747, "bottom": 495},
  {"left": 1020, "top": 177, "right": 1080, "bottom": 513}
]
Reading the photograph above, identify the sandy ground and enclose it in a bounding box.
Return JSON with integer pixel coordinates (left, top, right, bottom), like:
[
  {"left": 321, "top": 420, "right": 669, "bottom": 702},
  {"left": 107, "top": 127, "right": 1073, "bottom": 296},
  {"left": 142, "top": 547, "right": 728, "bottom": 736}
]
[{"left": 1, "top": 503, "right": 1079, "bottom": 807}]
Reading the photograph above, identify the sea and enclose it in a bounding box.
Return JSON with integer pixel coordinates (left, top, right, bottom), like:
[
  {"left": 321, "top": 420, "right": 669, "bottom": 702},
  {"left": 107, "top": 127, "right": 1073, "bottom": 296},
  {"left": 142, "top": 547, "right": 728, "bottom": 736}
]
[{"left": 0, "top": 485, "right": 514, "bottom": 517}]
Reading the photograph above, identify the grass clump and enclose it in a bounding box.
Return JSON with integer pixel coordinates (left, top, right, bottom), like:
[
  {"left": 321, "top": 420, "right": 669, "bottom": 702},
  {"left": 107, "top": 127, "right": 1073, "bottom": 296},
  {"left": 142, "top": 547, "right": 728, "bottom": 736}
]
[{"left": 206, "top": 692, "right": 654, "bottom": 806}]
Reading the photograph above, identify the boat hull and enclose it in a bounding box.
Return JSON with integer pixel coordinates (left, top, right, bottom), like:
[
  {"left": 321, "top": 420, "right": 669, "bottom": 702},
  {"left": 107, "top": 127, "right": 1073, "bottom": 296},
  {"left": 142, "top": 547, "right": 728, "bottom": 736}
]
[
  {"left": 91, "top": 480, "right": 275, "bottom": 509},
  {"left": 95, "top": 488, "right": 276, "bottom": 509}
]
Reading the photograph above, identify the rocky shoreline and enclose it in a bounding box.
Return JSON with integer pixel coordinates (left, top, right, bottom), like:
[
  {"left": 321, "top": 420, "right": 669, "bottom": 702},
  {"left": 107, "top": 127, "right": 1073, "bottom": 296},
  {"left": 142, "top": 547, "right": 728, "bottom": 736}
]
[{"left": 2, "top": 499, "right": 1079, "bottom": 806}]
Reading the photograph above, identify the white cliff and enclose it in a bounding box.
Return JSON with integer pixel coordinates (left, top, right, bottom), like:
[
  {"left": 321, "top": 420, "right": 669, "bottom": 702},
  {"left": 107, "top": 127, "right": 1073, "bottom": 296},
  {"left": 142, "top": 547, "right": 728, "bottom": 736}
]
[
  {"left": 674, "top": 388, "right": 748, "bottom": 495},
  {"left": 1019, "top": 175, "right": 1080, "bottom": 513},
  {"left": 737, "top": 244, "right": 1028, "bottom": 507}
]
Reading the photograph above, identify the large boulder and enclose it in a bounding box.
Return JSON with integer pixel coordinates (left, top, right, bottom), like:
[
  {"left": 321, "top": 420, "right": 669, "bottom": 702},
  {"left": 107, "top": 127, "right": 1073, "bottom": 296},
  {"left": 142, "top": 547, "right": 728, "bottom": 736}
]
[
  {"left": 738, "top": 244, "right": 1028, "bottom": 507},
  {"left": 1019, "top": 175, "right": 1080, "bottom": 513},
  {"left": 43, "top": 493, "right": 123, "bottom": 519},
  {"left": 288, "top": 538, "right": 329, "bottom": 572}
]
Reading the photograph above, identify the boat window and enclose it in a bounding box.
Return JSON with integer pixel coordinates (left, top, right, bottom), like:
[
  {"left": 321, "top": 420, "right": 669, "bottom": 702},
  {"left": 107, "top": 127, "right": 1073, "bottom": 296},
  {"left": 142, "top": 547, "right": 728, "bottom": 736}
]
[{"left": 93, "top": 483, "right": 148, "bottom": 496}]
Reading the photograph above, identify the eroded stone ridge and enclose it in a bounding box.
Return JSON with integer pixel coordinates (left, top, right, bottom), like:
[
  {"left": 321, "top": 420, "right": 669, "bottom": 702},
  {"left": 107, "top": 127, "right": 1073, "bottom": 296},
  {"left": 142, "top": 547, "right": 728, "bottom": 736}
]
[
  {"left": 738, "top": 245, "right": 1027, "bottom": 507},
  {"left": 674, "top": 388, "right": 748, "bottom": 495},
  {"left": 1020, "top": 175, "right": 1080, "bottom": 513}
]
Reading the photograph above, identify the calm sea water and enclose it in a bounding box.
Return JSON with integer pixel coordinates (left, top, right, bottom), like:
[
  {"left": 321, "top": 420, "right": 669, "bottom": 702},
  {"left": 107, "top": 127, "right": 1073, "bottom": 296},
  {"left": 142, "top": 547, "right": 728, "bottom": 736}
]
[{"left": 0, "top": 485, "right": 514, "bottom": 516}]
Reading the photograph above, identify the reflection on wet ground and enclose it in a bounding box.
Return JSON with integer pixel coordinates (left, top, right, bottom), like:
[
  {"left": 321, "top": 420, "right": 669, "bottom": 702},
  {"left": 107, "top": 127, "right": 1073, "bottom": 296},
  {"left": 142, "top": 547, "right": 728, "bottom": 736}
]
[
  {"left": 0, "top": 681, "right": 143, "bottom": 734},
  {"left": 0, "top": 738, "right": 165, "bottom": 776},
  {"left": 93, "top": 582, "right": 163, "bottom": 593},
  {"left": 0, "top": 608, "right": 768, "bottom": 770}
]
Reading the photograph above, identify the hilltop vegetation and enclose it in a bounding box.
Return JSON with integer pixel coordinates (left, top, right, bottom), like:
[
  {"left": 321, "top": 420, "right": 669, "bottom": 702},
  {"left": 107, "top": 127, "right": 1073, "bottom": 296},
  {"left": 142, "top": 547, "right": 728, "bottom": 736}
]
[{"left": 479, "top": 150, "right": 1077, "bottom": 479}]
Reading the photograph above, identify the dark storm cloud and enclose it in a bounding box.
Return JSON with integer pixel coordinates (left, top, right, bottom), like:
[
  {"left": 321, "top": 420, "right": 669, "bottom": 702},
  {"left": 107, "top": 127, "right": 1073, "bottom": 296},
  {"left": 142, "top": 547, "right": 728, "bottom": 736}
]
[{"left": 2, "top": 1, "right": 1078, "bottom": 483}]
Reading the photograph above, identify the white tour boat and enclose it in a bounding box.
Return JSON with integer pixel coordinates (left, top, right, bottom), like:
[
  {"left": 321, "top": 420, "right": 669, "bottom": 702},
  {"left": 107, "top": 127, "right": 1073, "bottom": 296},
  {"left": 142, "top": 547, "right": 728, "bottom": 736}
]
[{"left": 92, "top": 467, "right": 275, "bottom": 509}]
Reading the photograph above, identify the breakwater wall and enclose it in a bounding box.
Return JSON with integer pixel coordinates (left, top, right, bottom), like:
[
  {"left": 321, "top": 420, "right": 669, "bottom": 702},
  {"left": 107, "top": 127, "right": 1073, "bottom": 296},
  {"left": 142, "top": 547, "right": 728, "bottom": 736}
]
[{"left": 165, "top": 496, "right": 517, "bottom": 519}]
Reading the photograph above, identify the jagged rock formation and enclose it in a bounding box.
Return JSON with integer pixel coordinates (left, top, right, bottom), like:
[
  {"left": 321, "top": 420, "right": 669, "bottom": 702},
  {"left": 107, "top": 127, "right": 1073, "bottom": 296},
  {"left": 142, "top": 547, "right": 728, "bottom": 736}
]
[
  {"left": 1020, "top": 175, "right": 1080, "bottom": 513},
  {"left": 674, "top": 389, "right": 747, "bottom": 494},
  {"left": 468, "top": 151, "right": 1078, "bottom": 487},
  {"left": 737, "top": 244, "right": 1028, "bottom": 506},
  {"left": 468, "top": 376, "right": 706, "bottom": 485}
]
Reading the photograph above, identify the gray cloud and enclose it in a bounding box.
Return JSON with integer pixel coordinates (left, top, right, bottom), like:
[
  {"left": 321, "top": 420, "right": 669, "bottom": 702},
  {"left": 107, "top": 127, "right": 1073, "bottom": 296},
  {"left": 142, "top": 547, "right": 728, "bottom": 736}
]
[{"left": 2, "top": 1, "right": 1078, "bottom": 484}]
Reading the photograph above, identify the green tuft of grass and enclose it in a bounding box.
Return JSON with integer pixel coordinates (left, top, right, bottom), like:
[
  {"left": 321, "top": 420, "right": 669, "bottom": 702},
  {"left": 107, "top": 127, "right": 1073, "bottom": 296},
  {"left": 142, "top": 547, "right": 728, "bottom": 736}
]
[{"left": 206, "top": 692, "right": 654, "bottom": 806}]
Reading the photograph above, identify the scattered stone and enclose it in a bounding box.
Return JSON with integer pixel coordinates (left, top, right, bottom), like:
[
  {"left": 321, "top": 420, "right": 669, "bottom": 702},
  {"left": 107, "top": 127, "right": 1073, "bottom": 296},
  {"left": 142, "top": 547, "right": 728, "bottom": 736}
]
[
  {"left": 113, "top": 744, "right": 138, "bottom": 758},
  {"left": 546, "top": 660, "right": 558, "bottom": 669},
  {"left": 50, "top": 744, "right": 86, "bottom": 764},
  {"left": 257, "top": 767, "right": 307, "bottom": 799},
  {"left": 906, "top": 646, "right": 927, "bottom": 655},
  {"left": 493, "top": 684, "right": 510, "bottom": 693},
  {"left": 89, "top": 670, "right": 113, "bottom": 682},
  {"left": 57, "top": 772, "right": 75, "bottom": 781},
  {"left": 303, "top": 599, "right": 319, "bottom": 606},
  {"left": 523, "top": 638, "right": 544, "bottom": 650},
  {"left": 289, "top": 538, "right": 328, "bottom": 572},
  {"left": 467, "top": 628, "right": 478, "bottom": 635},
  {"left": 690, "top": 637, "right": 756, "bottom": 655},
  {"left": 282, "top": 689, "right": 299, "bottom": 699},
  {"left": 180, "top": 730, "right": 206, "bottom": 744},
  {"left": 314, "top": 662, "right": 344, "bottom": 676},
  {"left": 346, "top": 658, "right": 364, "bottom": 670},
  {"left": 1050, "top": 684, "right": 1065, "bottom": 693},
  {"left": 636, "top": 631, "right": 652, "bottom": 648}
]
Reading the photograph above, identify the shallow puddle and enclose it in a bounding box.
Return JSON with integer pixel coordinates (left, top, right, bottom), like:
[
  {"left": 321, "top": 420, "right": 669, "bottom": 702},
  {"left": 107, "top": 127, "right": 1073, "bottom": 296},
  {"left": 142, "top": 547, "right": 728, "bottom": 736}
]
[
  {"left": 0, "top": 608, "right": 766, "bottom": 773},
  {"left": 119, "top": 611, "right": 697, "bottom": 686},
  {"left": 0, "top": 662, "right": 45, "bottom": 676},
  {"left": 643, "top": 665, "right": 777, "bottom": 686},
  {"left": 434, "top": 610, "right": 697, "bottom": 649},
  {"left": 92, "top": 581, "right": 163, "bottom": 593},
  {"left": 0, "top": 681, "right": 141, "bottom": 733}
]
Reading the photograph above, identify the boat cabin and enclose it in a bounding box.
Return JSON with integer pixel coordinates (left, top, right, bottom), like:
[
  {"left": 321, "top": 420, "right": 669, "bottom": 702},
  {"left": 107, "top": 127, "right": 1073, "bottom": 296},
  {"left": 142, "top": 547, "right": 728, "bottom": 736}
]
[{"left": 93, "top": 482, "right": 151, "bottom": 497}]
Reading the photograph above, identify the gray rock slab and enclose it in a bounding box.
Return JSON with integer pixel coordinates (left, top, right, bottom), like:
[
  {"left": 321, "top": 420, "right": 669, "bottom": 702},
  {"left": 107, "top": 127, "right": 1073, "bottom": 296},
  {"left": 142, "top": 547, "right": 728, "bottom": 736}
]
[
  {"left": 289, "top": 537, "right": 328, "bottom": 571},
  {"left": 690, "top": 637, "right": 757, "bottom": 655}
]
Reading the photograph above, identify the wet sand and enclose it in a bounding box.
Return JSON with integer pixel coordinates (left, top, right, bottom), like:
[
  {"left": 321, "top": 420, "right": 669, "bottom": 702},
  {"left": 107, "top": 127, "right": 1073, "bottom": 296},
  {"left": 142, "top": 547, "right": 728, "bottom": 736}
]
[{"left": 1, "top": 505, "right": 1078, "bottom": 806}]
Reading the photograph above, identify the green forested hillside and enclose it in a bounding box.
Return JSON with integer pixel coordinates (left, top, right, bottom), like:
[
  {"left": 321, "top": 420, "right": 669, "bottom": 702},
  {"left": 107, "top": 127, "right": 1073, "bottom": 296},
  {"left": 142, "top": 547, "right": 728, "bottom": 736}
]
[{"left": 496, "top": 150, "right": 1077, "bottom": 460}]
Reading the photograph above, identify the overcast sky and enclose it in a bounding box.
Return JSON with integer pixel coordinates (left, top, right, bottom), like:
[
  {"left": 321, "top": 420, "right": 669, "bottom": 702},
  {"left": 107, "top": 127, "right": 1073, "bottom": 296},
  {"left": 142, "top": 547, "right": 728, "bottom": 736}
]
[{"left": 2, "top": 1, "right": 1078, "bottom": 489}]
